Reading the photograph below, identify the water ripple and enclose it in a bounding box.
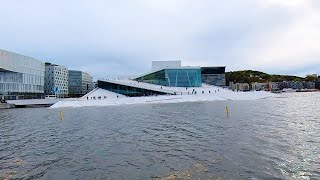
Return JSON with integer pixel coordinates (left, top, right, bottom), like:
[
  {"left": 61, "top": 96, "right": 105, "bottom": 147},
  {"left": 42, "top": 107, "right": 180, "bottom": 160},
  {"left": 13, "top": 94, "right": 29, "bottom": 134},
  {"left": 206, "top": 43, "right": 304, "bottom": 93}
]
[{"left": 0, "top": 93, "right": 319, "bottom": 179}]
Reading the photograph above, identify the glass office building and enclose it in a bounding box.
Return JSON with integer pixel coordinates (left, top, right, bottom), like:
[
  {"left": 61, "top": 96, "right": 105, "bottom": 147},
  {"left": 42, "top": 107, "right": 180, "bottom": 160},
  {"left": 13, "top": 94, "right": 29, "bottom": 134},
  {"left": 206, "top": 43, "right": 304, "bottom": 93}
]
[
  {"left": 135, "top": 67, "right": 202, "bottom": 87},
  {"left": 68, "top": 70, "right": 94, "bottom": 97},
  {"left": 0, "top": 49, "right": 45, "bottom": 100}
]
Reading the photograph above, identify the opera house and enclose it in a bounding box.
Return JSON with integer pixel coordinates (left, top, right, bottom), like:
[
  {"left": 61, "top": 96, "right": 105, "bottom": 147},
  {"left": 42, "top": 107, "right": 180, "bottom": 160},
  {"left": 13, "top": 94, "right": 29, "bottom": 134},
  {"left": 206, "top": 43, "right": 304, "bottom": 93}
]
[{"left": 93, "top": 60, "right": 226, "bottom": 97}]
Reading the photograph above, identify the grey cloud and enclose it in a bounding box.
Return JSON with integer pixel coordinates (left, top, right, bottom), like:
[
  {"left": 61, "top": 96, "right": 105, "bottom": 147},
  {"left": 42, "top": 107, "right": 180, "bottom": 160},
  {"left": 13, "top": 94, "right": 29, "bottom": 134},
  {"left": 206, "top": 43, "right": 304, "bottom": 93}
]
[{"left": 0, "top": 0, "right": 319, "bottom": 78}]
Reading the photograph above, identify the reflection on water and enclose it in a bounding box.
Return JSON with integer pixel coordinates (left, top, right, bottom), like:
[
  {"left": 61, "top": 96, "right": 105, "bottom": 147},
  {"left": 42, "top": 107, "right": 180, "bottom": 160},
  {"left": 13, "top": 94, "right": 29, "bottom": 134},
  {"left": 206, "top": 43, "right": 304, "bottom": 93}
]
[{"left": 0, "top": 93, "right": 319, "bottom": 179}]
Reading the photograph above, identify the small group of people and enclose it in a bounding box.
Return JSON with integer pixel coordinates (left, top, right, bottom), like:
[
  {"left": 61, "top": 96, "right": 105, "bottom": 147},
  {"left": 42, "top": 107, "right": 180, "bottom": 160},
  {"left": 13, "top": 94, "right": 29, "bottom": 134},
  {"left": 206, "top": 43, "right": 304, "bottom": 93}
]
[
  {"left": 184, "top": 88, "right": 221, "bottom": 95},
  {"left": 87, "top": 96, "right": 109, "bottom": 100}
]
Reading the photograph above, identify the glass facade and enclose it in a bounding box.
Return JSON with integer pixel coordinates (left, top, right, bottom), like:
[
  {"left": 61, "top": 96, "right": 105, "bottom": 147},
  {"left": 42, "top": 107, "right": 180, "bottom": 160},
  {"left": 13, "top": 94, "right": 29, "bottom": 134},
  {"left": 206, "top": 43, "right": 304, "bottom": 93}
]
[
  {"left": 135, "top": 68, "right": 202, "bottom": 87},
  {"left": 82, "top": 72, "right": 94, "bottom": 95},
  {"left": 0, "top": 49, "right": 45, "bottom": 100},
  {"left": 68, "top": 70, "right": 93, "bottom": 97},
  {"left": 98, "top": 80, "right": 167, "bottom": 97}
]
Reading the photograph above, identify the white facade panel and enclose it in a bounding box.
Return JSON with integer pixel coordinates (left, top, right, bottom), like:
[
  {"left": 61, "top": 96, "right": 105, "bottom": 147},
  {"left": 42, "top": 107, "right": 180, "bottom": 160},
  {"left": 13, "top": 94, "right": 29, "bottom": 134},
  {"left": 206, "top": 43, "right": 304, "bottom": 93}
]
[
  {"left": 0, "top": 49, "right": 45, "bottom": 99},
  {"left": 45, "top": 64, "right": 69, "bottom": 97}
]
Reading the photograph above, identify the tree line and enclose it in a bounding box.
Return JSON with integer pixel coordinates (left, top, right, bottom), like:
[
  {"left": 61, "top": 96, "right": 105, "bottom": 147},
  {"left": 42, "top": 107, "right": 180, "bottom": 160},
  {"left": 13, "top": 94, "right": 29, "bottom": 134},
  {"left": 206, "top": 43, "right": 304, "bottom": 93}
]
[{"left": 225, "top": 70, "right": 317, "bottom": 86}]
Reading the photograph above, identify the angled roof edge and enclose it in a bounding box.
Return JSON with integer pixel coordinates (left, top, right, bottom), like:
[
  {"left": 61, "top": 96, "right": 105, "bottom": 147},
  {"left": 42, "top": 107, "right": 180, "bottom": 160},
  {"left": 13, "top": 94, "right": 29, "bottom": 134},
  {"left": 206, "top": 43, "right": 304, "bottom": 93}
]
[{"left": 133, "top": 66, "right": 201, "bottom": 80}]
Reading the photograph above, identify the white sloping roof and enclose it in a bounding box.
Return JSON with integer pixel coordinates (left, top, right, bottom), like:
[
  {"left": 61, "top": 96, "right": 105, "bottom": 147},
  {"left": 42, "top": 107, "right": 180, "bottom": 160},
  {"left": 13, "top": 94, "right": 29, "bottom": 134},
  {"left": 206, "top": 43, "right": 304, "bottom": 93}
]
[
  {"left": 81, "top": 88, "right": 125, "bottom": 99},
  {"left": 97, "top": 79, "right": 179, "bottom": 95}
]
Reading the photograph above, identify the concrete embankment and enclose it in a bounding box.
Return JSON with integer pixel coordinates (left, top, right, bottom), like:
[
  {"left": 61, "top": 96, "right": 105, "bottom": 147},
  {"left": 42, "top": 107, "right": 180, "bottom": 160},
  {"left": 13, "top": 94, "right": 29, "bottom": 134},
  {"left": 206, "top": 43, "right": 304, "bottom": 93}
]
[
  {"left": 6, "top": 98, "right": 80, "bottom": 108},
  {"left": 0, "top": 103, "right": 15, "bottom": 109}
]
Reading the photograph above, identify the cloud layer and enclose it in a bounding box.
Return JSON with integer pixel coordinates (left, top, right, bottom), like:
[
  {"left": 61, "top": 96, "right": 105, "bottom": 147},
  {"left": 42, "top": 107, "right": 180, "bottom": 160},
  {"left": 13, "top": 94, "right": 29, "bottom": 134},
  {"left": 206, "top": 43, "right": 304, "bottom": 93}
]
[{"left": 0, "top": 0, "right": 319, "bottom": 78}]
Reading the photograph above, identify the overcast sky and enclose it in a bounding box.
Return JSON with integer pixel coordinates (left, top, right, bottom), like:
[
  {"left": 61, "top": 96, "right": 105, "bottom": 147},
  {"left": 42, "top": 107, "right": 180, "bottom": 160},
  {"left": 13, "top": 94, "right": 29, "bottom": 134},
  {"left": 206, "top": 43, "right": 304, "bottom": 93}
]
[{"left": 0, "top": 0, "right": 319, "bottom": 79}]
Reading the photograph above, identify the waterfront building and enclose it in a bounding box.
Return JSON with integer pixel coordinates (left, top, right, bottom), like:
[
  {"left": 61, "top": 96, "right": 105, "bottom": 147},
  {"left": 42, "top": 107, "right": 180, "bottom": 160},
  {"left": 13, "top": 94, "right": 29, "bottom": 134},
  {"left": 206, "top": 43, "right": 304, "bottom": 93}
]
[
  {"left": 135, "top": 67, "right": 202, "bottom": 87},
  {"left": 277, "top": 82, "right": 288, "bottom": 90},
  {"left": 303, "top": 81, "right": 316, "bottom": 89},
  {"left": 97, "top": 79, "right": 174, "bottom": 97},
  {"left": 151, "top": 61, "right": 226, "bottom": 87},
  {"left": 316, "top": 77, "right": 320, "bottom": 89},
  {"left": 270, "top": 82, "right": 281, "bottom": 91},
  {"left": 201, "top": 67, "right": 226, "bottom": 86},
  {"left": 292, "top": 82, "right": 304, "bottom": 89},
  {"left": 68, "top": 70, "right": 93, "bottom": 97},
  {"left": 45, "top": 63, "right": 69, "bottom": 97},
  {"left": 252, "top": 82, "right": 269, "bottom": 91},
  {"left": 317, "top": 82, "right": 320, "bottom": 89},
  {"left": 0, "top": 49, "right": 45, "bottom": 100},
  {"left": 90, "top": 61, "right": 226, "bottom": 98},
  {"left": 229, "top": 82, "right": 250, "bottom": 91},
  {"left": 271, "top": 81, "right": 316, "bottom": 90}
]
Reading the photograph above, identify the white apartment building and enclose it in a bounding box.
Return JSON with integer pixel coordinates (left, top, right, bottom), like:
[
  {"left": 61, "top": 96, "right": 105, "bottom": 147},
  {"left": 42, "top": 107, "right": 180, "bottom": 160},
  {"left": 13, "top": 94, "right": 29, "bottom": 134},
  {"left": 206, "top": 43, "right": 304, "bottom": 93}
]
[{"left": 45, "top": 63, "right": 69, "bottom": 97}]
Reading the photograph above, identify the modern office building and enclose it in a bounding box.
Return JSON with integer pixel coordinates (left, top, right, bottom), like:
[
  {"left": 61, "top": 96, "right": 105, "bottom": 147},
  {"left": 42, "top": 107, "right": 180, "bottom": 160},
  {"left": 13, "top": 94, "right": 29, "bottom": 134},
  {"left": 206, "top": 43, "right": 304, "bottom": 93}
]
[
  {"left": 44, "top": 63, "right": 69, "bottom": 97},
  {"left": 68, "top": 70, "right": 93, "bottom": 97},
  {"left": 201, "top": 67, "right": 226, "bottom": 86},
  {"left": 0, "top": 49, "right": 45, "bottom": 100}
]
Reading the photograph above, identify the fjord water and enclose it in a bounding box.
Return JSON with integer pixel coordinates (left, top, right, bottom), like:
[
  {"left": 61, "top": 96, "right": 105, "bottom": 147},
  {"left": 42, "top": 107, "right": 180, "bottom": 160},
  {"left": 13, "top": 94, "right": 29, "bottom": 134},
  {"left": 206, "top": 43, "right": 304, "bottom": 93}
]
[{"left": 0, "top": 93, "right": 319, "bottom": 179}]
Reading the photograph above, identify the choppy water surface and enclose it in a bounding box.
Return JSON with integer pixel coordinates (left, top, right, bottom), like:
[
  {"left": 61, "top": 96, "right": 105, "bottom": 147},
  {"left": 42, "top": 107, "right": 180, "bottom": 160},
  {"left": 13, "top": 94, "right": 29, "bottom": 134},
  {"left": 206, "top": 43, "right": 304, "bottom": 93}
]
[{"left": 0, "top": 93, "right": 319, "bottom": 179}]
